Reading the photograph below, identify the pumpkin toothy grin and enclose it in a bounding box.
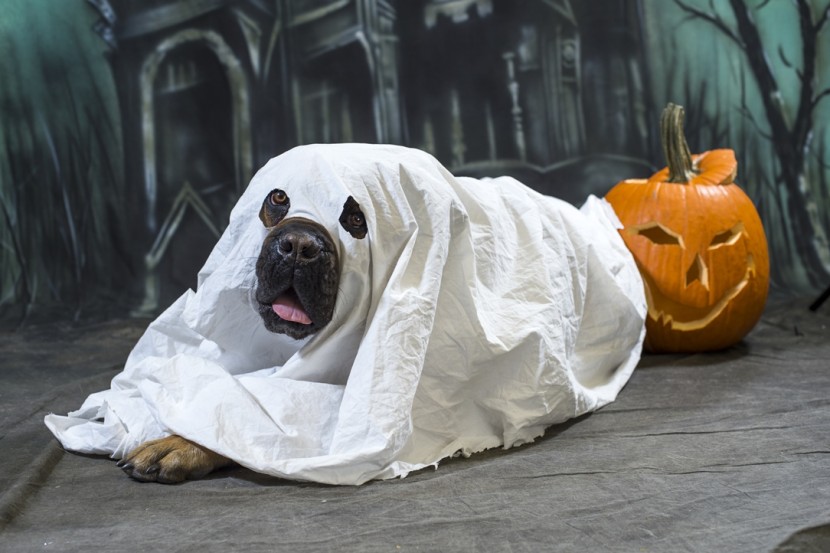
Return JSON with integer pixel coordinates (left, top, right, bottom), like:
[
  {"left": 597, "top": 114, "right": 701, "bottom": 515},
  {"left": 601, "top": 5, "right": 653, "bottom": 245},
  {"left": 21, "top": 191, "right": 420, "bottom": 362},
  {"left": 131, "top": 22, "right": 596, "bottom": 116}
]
[{"left": 641, "top": 256, "right": 756, "bottom": 331}]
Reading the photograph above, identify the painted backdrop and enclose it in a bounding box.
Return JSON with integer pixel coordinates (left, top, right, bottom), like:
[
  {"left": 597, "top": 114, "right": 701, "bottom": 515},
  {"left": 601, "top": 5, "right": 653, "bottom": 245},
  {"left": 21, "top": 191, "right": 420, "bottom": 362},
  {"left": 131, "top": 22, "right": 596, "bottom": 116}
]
[{"left": 1, "top": 0, "right": 829, "bottom": 322}]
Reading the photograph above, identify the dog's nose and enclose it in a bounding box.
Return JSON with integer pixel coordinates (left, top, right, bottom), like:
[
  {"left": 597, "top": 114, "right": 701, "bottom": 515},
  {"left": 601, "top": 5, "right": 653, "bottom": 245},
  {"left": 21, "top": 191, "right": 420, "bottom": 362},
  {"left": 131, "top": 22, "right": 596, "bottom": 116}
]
[{"left": 277, "top": 231, "right": 322, "bottom": 261}]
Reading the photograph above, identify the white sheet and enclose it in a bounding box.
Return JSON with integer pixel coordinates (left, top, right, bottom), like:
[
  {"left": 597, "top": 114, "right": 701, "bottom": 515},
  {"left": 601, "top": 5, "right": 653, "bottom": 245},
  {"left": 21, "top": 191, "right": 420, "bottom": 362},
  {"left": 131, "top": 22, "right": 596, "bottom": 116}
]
[{"left": 45, "top": 144, "right": 646, "bottom": 485}]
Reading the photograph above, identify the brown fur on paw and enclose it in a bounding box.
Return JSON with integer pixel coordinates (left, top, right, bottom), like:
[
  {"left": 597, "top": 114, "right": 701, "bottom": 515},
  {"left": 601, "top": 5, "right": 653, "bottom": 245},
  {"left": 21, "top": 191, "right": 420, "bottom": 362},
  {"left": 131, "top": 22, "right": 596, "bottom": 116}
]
[{"left": 117, "top": 435, "right": 232, "bottom": 484}]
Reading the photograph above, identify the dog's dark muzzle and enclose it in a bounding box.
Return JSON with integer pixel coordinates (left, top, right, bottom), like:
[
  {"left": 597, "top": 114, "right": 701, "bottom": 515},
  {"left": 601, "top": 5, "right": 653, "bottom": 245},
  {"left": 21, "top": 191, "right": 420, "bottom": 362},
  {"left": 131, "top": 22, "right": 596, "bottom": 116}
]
[{"left": 254, "top": 218, "right": 339, "bottom": 340}]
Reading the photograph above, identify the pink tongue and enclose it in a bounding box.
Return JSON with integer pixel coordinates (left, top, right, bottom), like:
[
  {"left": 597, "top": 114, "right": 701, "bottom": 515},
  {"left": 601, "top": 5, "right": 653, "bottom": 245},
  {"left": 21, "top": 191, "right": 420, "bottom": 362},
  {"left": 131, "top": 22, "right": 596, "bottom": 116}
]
[{"left": 272, "top": 292, "right": 312, "bottom": 325}]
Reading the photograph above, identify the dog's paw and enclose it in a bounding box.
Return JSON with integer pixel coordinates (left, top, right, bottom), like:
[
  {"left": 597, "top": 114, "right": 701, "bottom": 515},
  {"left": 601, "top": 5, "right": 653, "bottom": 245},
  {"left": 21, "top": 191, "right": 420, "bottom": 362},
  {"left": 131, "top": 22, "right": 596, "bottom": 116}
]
[{"left": 117, "top": 435, "right": 231, "bottom": 484}]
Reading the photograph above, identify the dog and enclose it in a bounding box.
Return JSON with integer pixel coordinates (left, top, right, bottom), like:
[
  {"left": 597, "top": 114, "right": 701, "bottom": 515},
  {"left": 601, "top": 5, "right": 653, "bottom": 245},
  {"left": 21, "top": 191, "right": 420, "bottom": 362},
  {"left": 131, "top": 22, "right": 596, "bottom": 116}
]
[
  {"left": 40, "top": 143, "right": 649, "bottom": 485},
  {"left": 117, "top": 188, "right": 367, "bottom": 483}
]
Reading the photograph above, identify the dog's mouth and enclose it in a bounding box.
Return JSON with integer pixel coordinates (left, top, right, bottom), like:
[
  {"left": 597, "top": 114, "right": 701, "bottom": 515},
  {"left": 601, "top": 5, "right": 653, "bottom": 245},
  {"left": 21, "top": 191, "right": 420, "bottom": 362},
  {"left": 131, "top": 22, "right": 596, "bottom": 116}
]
[
  {"left": 256, "top": 285, "right": 322, "bottom": 340},
  {"left": 270, "top": 288, "right": 312, "bottom": 325}
]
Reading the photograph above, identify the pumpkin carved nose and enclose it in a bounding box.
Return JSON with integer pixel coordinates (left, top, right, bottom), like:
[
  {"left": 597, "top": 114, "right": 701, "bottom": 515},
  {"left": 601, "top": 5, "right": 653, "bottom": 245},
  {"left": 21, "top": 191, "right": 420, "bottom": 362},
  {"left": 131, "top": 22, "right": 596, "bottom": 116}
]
[{"left": 685, "top": 253, "right": 709, "bottom": 289}]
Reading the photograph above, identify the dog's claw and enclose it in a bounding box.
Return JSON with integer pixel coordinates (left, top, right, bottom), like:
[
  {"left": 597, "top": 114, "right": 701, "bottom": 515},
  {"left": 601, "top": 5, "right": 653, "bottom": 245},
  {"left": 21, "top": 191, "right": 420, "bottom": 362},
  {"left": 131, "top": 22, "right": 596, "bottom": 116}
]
[{"left": 119, "top": 463, "right": 158, "bottom": 483}]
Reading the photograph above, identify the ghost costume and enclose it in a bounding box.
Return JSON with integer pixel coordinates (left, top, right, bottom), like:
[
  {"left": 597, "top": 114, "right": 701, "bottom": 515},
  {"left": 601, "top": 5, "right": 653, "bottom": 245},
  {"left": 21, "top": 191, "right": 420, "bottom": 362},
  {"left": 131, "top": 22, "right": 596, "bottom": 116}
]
[{"left": 45, "top": 144, "right": 646, "bottom": 485}]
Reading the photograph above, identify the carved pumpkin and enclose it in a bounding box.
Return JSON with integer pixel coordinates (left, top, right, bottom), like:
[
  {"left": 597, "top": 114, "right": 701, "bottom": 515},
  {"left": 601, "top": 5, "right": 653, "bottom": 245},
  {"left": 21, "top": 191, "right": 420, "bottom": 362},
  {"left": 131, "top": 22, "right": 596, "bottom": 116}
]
[{"left": 605, "top": 104, "right": 770, "bottom": 353}]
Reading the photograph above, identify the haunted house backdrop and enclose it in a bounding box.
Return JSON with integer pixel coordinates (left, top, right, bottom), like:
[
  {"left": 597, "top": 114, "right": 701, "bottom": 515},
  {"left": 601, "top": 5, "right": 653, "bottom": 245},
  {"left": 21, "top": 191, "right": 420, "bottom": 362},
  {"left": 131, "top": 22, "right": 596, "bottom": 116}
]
[{"left": 1, "top": 0, "right": 829, "bottom": 321}]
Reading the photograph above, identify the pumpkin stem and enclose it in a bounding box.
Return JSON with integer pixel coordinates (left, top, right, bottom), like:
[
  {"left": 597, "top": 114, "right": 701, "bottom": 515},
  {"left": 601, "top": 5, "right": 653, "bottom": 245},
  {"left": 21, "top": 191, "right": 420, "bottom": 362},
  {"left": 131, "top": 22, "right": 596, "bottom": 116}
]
[{"left": 661, "top": 103, "right": 696, "bottom": 183}]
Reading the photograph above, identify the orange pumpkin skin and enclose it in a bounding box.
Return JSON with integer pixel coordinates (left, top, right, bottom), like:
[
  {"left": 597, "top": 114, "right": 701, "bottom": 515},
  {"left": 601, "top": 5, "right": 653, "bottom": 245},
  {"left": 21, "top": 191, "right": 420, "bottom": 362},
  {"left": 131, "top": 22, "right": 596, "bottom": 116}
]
[{"left": 605, "top": 149, "right": 770, "bottom": 353}]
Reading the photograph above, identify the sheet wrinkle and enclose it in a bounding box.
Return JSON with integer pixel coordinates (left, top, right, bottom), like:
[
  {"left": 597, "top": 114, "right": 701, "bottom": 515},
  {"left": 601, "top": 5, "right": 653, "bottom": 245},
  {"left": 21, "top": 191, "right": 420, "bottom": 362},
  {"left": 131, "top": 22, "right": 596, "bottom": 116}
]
[{"left": 44, "top": 144, "right": 646, "bottom": 485}]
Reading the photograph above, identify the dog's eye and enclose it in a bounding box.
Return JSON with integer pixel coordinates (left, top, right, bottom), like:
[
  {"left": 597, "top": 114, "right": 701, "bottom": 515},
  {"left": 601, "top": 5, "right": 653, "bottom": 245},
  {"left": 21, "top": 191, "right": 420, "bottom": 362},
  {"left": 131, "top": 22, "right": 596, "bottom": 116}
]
[
  {"left": 348, "top": 213, "right": 364, "bottom": 228},
  {"left": 259, "top": 188, "right": 290, "bottom": 227},
  {"left": 269, "top": 190, "right": 289, "bottom": 206},
  {"left": 339, "top": 196, "right": 367, "bottom": 239}
]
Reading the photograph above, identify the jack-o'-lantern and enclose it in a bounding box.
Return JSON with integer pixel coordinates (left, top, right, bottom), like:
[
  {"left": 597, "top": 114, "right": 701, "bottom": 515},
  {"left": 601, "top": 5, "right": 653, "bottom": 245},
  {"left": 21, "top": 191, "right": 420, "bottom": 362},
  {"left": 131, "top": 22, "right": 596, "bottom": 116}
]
[{"left": 605, "top": 103, "right": 769, "bottom": 353}]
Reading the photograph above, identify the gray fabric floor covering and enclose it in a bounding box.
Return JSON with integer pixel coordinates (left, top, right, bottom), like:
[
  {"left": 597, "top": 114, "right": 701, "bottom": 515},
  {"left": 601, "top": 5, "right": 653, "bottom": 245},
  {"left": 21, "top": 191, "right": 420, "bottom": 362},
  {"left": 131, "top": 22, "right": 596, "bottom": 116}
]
[{"left": 1, "top": 297, "right": 828, "bottom": 552}]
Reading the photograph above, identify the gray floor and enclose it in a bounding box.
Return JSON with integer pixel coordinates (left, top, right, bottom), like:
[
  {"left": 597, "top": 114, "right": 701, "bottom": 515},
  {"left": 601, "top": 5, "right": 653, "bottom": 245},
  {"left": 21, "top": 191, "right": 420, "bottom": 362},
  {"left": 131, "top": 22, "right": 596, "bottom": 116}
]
[{"left": 1, "top": 297, "right": 828, "bottom": 552}]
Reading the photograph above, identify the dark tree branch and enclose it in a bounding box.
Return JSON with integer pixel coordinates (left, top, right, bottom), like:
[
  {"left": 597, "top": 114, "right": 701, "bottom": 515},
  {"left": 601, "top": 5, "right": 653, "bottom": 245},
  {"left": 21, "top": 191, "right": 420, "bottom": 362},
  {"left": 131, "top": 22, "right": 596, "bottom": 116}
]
[
  {"left": 757, "top": 0, "right": 773, "bottom": 9},
  {"left": 674, "top": 13, "right": 701, "bottom": 30},
  {"left": 813, "top": 87, "right": 830, "bottom": 111},
  {"left": 674, "top": 0, "right": 744, "bottom": 46},
  {"left": 778, "top": 44, "right": 793, "bottom": 68},
  {"left": 793, "top": 0, "right": 819, "bottom": 152},
  {"left": 815, "top": 3, "right": 830, "bottom": 32},
  {"left": 676, "top": 0, "right": 830, "bottom": 282},
  {"left": 738, "top": 68, "right": 773, "bottom": 140},
  {"left": 727, "top": 0, "right": 789, "bottom": 139},
  {"left": 728, "top": 0, "right": 830, "bottom": 280}
]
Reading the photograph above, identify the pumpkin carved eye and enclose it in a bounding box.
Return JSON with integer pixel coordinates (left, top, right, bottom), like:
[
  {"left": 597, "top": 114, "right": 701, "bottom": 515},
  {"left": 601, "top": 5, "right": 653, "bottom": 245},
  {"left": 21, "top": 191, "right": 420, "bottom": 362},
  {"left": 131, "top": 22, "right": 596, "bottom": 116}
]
[
  {"left": 708, "top": 223, "right": 744, "bottom": 249},
  {"left": 629, "top": 223, "right": 684, "bottom": 248}
]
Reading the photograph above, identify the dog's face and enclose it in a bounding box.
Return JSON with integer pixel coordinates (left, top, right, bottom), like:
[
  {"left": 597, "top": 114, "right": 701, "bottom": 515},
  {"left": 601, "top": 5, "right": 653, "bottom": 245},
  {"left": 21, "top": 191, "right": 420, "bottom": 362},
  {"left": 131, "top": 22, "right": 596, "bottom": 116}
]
[{"left": 254, "top": 188, "right": 368, "bottom": 339}]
